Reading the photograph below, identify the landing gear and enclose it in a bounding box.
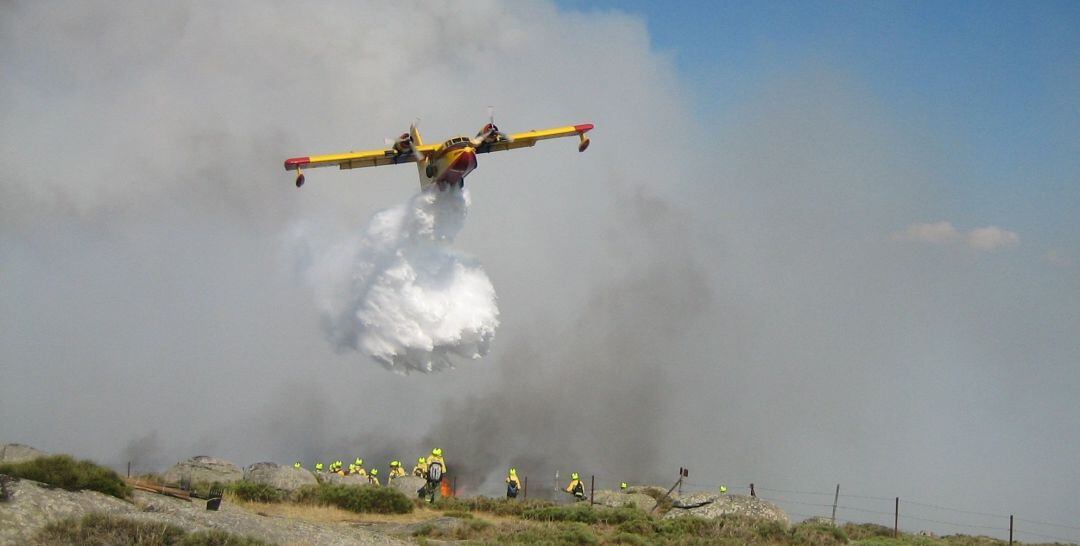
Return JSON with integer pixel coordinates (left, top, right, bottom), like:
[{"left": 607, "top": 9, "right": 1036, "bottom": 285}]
[
  {"left": 425, "top": 164, "right": 437, "bottom": 178},
  {"left": 295, "top": 171, "right": 305, "bottom": 188}
]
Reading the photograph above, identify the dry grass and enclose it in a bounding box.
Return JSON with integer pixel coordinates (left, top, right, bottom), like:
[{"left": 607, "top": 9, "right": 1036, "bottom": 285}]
[{"left": 229, "top": 496, "right": 442, "bottom": 524}]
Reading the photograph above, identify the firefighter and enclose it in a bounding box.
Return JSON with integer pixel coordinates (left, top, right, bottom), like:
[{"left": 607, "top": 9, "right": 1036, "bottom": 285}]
[
  {"left": 412, "top": 456, "right": 427, "bottom": 478},
  {"left": 388, "top": 460, "right": 406, "bottom": 480},
  {"left": 351, "top": 458, "right": 368, "bottom": 477},
  {"left": 421, "top": 448, "right": 446, "bottom": 503},
  {"left": 565, "top": 473, "right": 585, "bottom": 501},
  {"left": 505, "top": 468, "right": 521, "bottom": 499},
  {"left": 367, "top": 468, "right": 381, "bottom": 486}
]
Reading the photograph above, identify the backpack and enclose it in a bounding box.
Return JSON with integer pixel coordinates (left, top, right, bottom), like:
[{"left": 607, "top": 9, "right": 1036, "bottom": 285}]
[
  {"left": 427, "top": 461, "right": 443, "bottom": 483},
  {"left": 572, "top": 481, "right": 585, "bottom": 498}
]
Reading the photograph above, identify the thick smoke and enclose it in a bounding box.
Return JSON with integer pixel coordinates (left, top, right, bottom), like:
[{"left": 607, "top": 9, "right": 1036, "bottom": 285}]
[
  {"left": 297, "top": 188, "right": 499, "bottom": 373},
  {"left": 423, "top": 190, "right": 713, "bottom": 495}
]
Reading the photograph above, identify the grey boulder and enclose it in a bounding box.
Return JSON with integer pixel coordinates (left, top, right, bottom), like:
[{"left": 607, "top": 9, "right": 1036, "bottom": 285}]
[
  {"left": 591, "top": 490, "right": 657, "bottom": 511},
  {"left": 388, "top": 476, "right": 426, "bottom": 497},
  {"left": 0, "top": 443, "right": 48, "bottom": 463},
  {"left": 664, "top": 494, "right": 789, "bottom": 525},
  {"left": 162, "top": 456, "right": 243, "bottom": 486},
  {"left": 321, "top": 472, "right": 369, "bottom": 486},
  {"left": 245, "top": 462, "right": 317, "bottom": 494}
]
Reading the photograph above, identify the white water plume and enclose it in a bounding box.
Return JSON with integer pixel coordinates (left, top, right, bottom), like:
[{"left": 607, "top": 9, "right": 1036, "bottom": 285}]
[{"left": 297, "top": 189, "right": 499, "bottom": 373}]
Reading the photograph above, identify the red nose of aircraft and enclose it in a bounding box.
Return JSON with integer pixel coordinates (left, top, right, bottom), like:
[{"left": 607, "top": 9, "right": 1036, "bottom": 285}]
[{"left": 450, "top": 148, "right": 478, "bottom": 174}]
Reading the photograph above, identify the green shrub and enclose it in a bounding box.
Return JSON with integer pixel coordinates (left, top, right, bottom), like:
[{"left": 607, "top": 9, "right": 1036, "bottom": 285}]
[
  {"left": 293, "top": 483, "right": 321, "bottom": 504},
  {"left": 615, "top": 516, "right": 656, "bottom": 536},
  {"left": 316, "top": 483, "right": 412, "bottom": 514},
  {"left": 0, "top": 455, "right": 131, "bottom": 499},
  {"left": 519, "top": 502, "right": 645, "bottom": 525},
  {"left": 791, "top": 520, "right": 846, "bottom": 545},
  {"left": 844, "top": 522, "right": 896, "bottom": 540},
  {"left": 504, "top": 521, "right": 599, "bottom": 545},
  {"left": 755, "top": 519, "right": 788, "bottom": 541},
  {"left": 608, "top": 532, "right": 649, "bottom": 545},
  {"left": 179, "top": 529, "right": 270, "bottom": 545},
  {"left": 412, "top": 523, "right": 436, "bottom": 537},
  {"left": 227, "top": 480, "right": 282, "bottom": 503},
  {"left": 655, "top": 515, "right": 713, "bottom": 537},
  {"left": 554, "top": 522, "right": 599, "bottom": 545},
  {"left": 432, "top": 495, "right": 555, "bottom": 517},
  {"left": 29, "top": 513, "right": 268, "bottom": 545}
]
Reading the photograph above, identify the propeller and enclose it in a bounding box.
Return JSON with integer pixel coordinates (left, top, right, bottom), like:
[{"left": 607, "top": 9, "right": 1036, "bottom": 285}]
[
  {"left": 470, "top": 106, "right": 513, "bottom": 147},
  {"left": 386, "top": 118, "right": 426, "bottom": 162}
]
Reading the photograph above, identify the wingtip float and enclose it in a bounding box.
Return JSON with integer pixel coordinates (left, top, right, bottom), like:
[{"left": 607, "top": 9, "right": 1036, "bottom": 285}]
[{"left": 284, "top": 114, "right": 593, "bottom": 189}]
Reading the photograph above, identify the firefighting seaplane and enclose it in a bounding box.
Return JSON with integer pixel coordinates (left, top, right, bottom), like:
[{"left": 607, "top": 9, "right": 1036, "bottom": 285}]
[{"left": 284, "top": 111, "right": 593, "bottom": 190}]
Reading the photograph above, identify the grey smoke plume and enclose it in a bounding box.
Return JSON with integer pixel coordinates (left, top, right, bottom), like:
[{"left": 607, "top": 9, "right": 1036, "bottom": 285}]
[
  {"left": 295, "top": 189, "right": 498, "bottom": 373},
  {"left": 423, "top": 190, "right": 712, "bottom": 494}
]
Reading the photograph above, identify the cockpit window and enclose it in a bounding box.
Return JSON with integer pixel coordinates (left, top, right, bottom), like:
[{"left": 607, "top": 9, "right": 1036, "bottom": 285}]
[{"left": 442, "top": 136, "right": 471, "bottom": 148}]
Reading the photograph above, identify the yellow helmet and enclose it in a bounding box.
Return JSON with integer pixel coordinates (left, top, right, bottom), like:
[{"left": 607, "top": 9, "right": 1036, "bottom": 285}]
[
  {"left": 509, "top": 467, "right": 517, "bottom": 475},
  {"left": 620, "top": 482, "right": 628, "bottom": 490},
  {"left": 370, "top": 468, "right": 379, "bottom": 475},
  {"left": 390, "top": 460, "right": 399, "bottom": 467},
  {"left": 719, "top": 485, "right": 728, "bottom": 494},
  {"left": 355, "top": 458, "right": 363, "bottom": 466},
  {"left": 418, "top": 457, "right": 426, "bottom": 464},
  {"left": 571, "top": 472, "right": 579, "bottom": 480},
  {"left": 432, "top": 448, "right": 442, "bottom": 457}
]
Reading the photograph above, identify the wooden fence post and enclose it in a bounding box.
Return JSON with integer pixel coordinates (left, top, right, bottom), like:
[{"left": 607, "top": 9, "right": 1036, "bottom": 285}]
[
  {"left": 831, "top": 484, "right": 839, "bottom": 525},
  {"left": 894, "top": 497, "right": 899, "bottom": 538},
  {"left": 590, "top": 475, "right": 595, "bottom": 506}
]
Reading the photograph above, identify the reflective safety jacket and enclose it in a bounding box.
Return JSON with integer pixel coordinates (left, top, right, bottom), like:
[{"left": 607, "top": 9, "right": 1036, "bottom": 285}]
[
  {"left": 412, "top": 461, "right": 427, "bottom": 478},
  {"left": 566, "top": 479, "right": 585, "bottom": 499},
  {"left": 367, "top": 474, "right": 381, "bottom": 486},
  {"left": 389, "top": 466, "right": 406, "bottom": 478}
]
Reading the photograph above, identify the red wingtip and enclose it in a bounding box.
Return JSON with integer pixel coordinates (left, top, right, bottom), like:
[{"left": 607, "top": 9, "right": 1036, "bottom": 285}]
[
  {"left": 284, "top": 157, "right": 310, "bottom": 171},
  {"left": 574, "top": 123, "right": 595, "bottom": 133}
]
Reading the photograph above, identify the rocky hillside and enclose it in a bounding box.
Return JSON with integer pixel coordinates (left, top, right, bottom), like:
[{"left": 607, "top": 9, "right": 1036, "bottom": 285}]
[{"left": 0, "top": 477, "right": 407, "bottom": 545}]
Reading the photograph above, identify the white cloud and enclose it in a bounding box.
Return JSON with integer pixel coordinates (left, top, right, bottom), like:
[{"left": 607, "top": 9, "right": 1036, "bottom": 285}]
[
  {"left": 893, "top": 221, "right": 1019, "bottom": 252},
  {"left": 966, "top": 226, "right": 1020, "bottom": 251}
]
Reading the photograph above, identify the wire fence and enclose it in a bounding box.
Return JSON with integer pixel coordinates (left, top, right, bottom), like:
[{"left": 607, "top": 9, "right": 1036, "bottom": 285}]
[{"left": 541, "top": 471, "right": 1079, "bottom": 545}]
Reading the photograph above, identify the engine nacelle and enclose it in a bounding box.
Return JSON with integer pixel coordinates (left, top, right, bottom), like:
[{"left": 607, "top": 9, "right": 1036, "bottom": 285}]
[{"left": 392, "top": 133, "right": 414, "bottom": 155}]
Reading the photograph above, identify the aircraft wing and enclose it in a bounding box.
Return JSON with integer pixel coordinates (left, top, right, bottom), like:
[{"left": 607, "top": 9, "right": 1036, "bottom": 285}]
[
  {"left": 284, "top": 144, "right": 439, "bottom": 172},
  {"left": 477, "top": 123, "right": 594, "bottom": 154}
]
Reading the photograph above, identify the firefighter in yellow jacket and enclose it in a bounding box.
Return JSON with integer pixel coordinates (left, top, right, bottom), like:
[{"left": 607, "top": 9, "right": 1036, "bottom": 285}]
[
  {"left": 421, "top": 448, "right": 446, "bottom": 503},
  {"left": 565, "top": 473, "right": 585, "bottom": 501},
  {"left": 505, "top": 468, "right": 521, "bottom": 499},
  {"left": 412, "top": 456, "right": 427, "bottom": 478},
  {"left": 351, "top": 458, "right": 368, "bottom": 477},
  {"left": 388, "top": 460, "right": 406, "bottom": 480},
  {"left": 367, "top": 468, "right": 381, "bottom": 486}
]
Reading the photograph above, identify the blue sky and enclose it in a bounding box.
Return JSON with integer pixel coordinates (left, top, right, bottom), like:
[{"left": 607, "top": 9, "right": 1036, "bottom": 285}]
[{"left": 559, "top": 0, "right": 1080, "bottom": 251}]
